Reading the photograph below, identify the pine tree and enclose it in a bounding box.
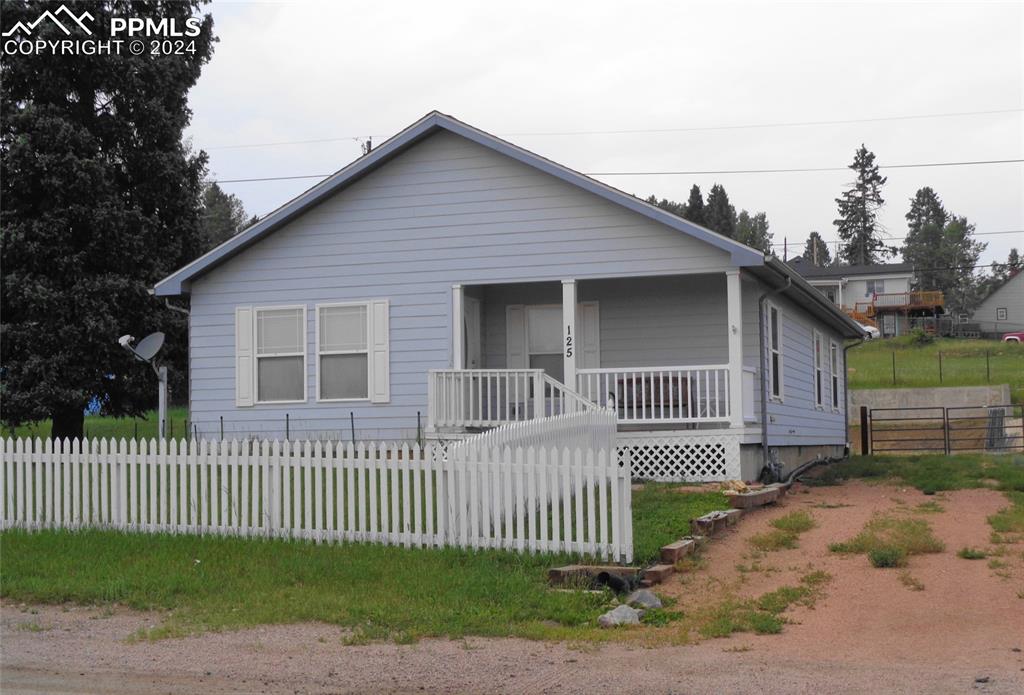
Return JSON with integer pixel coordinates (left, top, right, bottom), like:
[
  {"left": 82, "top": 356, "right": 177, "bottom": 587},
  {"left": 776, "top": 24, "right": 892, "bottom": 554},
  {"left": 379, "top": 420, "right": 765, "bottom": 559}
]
[
  {"left": 802, "top": 231, "right": 832, "bottom": 266},
  {"left": 1, "top": 0, "right": 217, "bottom": 439},
  {"left": 644, "top": 194, "right": 686, "bottom": 218},
  {"left": 684, "top": 184, "right": 705, "bottom": 226},
  {"left": 704, "top": 184, "right": 735, "bottom": 238},
  {"left": 939, "top": 215, "right": 987, "bottom": 315},
  {"left": 833, "top": 145, "right": 892, "bottom": 265},
  {"left": 902, "top": 187, "right": 948, "bottom": 290},
  {"left": 199, "top": 183, "right": 250, "bottom": 251},
  {"left": 735, "top": 210, "right": 772, "bottom": 253}
]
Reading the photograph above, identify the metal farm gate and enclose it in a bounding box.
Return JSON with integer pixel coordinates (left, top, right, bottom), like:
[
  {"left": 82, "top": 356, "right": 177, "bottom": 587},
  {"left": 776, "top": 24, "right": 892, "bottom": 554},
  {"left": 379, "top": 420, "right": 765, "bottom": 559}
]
[{"left": 861, "top": 405, "right": 1024, "bottom": 455}]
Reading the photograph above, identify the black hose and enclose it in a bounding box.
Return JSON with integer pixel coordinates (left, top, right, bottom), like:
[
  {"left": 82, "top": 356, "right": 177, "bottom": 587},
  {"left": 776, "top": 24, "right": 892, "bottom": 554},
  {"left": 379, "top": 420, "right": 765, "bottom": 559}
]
[{"left": 784, "top": 455, "right": 844, "bottom": 484}]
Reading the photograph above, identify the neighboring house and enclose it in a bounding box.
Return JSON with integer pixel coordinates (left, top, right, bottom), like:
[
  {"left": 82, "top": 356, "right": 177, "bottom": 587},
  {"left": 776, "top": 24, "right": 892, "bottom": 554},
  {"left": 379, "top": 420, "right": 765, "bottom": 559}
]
[
  {"left": 155, "top": 112, "right": 863, "bottom": 482},
  {"left": 971, "top": 271, "right": 1024, "bottom": 336},
  {"left": 786, "top": 258, "right": 944, "bottom": 337}
]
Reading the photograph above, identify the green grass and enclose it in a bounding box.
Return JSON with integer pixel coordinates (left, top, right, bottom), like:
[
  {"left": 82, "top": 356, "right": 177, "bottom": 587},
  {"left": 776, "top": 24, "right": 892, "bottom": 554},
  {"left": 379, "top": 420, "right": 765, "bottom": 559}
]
[
  {"left": 0, "top": 528, "right": 610, "bottom": 642},
  {"left": 847, "top": 337, "right": 1024, "bottom": 403},
  {"left": 816, "top": 453, "right": 1024, "bottom": 494},
  {"left": 698, "top": 571, "right": 830, "bottom": 639},
  {"left": 748, "top": 511, "right": 815, "bottom": 551},
  {"left": 957, "top": 547, "right": 988, "bottom": 560},
  {"left": 829, "top": 514, "right": 945, "bottom": 560},
  {"left": 629, "top": 485, "right": 729, "bottom": 564},
  {"left": 3, "top": 407, "right": 190, "bottom": 441},
  {"left": 987, "top": 491, "right": 1024, "bottom": 535},
  {"left": 0, "top": 483, "right": 733, "bottom": 642}
]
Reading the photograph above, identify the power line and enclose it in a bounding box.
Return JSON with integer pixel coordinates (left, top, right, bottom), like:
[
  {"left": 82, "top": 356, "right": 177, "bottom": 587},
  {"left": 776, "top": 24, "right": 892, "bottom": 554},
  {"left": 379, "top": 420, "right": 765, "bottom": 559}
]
[
  {"left": 205, "top": 107, "right": 1023, "bottom": 150},
  {"left": 210, "top": 157, "right": 1024, "bottom": 184},
  {"left": 770, "top": 229, "right": 1023, "bottom": 248},
  {"left": 588, "top": 158, "right": 1024, "bottom": 176}
]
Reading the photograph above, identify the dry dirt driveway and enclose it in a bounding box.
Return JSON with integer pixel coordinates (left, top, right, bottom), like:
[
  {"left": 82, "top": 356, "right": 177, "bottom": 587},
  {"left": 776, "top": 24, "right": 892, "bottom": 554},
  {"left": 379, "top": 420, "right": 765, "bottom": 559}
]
[{"left": 2, "top": 480, "right": 1023, "bottom": 694}]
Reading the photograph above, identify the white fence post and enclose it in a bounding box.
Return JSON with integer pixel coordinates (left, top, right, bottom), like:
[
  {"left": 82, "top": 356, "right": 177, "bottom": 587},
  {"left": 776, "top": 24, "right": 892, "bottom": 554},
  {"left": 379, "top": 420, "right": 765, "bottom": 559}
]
[{"left": 0, "top": 414, "right": 633, "bottom": 562}]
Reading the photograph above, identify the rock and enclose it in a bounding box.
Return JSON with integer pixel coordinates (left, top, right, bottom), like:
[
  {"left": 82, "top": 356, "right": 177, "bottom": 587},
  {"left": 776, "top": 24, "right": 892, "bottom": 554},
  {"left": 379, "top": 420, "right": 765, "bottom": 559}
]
[
  {"left": 626, "top": 589, "right": 663, "bottom": 610},
  {"left": 597, "top": 604, "right": 641, "bottom": 628},
  {"left": 975, "top": 676, "right": 990, "bottom": 683}
]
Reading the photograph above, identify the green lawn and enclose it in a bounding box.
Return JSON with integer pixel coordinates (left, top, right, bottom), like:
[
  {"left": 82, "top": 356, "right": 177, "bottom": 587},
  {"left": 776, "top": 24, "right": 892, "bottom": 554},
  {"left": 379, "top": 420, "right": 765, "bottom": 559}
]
[
  {"left": 815, "top": 452, "right": 1024, "bottom": 493},
  {"left": 847, "top": 337, "right": 1024, "bottom": 403},
  {"left": 0, "top": 483, "right": 731, "bottom": 643},
  {"left": 3, "top": 407, "right": 190, "bottom": 441}
]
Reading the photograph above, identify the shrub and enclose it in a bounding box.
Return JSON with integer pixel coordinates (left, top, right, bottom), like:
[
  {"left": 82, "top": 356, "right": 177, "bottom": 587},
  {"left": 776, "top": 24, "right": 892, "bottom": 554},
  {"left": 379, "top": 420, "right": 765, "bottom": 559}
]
[
  {"left": 957, "top": 547, "right": 987, "bottom": 560},
  {"left": 869, "top": 546, "right": 907, "bottom": 568}
]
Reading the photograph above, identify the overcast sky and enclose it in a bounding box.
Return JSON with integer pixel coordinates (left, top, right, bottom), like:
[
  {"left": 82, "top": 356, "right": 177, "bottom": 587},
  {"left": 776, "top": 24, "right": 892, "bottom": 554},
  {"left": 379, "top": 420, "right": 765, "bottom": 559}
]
[{"left": 186, "top": 0, "right": 1023, "bottom": 266}]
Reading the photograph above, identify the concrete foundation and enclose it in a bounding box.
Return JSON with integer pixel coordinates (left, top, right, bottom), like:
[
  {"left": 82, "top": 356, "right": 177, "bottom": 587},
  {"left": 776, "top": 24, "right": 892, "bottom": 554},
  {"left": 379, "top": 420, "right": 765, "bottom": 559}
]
[{"left": 740, "top": 443, "right": 846, "bottom": 482}]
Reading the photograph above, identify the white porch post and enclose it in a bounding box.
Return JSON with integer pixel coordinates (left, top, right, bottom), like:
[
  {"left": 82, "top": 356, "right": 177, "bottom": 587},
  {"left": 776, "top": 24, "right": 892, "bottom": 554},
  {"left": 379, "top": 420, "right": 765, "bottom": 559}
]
[
  {"left": 562, "top": 279, "right": 577, "bottom": 390},
  {"left": 726, "top": 271, "right": 744, "bottom": 428},
  {"left": 452, "top": 284, "right": 464, "bottom": 369}
]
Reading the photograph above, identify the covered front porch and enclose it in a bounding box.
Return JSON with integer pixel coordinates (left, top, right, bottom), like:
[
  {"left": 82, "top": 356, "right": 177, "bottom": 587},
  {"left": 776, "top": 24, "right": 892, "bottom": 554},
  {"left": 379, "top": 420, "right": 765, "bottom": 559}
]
[{"left": 427, "top": 272, "right": 754, "bottom": 435}]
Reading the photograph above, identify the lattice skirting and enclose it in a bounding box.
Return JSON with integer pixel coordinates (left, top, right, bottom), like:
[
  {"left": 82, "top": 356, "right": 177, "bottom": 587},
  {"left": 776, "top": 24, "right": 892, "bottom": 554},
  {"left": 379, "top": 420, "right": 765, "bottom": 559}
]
[{"left": 617, "top": 431, "right": 742, "bottom": 482}]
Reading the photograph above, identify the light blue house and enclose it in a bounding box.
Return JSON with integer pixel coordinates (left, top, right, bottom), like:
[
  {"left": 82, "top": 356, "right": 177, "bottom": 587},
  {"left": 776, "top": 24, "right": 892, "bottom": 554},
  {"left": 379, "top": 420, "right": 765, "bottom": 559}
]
[{"left": 155, "top": 112, "right": 864, "bottom": 481}]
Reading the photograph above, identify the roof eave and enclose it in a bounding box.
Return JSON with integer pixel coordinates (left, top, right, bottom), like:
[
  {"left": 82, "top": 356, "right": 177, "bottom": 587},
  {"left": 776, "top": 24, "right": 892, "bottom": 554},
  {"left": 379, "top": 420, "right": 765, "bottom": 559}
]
[{"left": 154, "top": 111, "right": 765, "bottom": 295}]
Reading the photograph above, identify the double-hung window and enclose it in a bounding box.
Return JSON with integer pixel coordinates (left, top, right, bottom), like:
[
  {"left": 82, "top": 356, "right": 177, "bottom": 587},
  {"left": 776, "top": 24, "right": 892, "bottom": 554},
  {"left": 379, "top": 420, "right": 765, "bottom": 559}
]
[
  {"left": 812, "top": 330, "right": 824, "bottom": 408},
  {"left": 830, "top": 341, "right": 840, "bottom": 411},
  {"left": 317, "top": 303, "right": 370, "bottom": 401},
  {"left": 767, "top": 302, "right": 783, "bottom": 400},
  {"left": 866, "top": 279, "right": 884, "bottom": 297},
  {"left": 255, "top": 307, "right": 306, "bottom": 403}
]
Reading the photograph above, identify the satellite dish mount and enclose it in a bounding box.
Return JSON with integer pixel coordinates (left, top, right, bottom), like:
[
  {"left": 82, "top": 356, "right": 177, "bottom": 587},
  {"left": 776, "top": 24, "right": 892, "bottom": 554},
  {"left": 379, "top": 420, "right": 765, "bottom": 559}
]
[{"left": 119, "top": 332, "right": 169, "bottom": 439}]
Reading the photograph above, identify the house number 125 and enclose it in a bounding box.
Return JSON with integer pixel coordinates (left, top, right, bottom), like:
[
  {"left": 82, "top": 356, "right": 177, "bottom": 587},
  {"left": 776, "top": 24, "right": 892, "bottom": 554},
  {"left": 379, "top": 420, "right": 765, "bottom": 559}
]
[{"left": 565, "top": 324, "right": 573, "bottom": 358}]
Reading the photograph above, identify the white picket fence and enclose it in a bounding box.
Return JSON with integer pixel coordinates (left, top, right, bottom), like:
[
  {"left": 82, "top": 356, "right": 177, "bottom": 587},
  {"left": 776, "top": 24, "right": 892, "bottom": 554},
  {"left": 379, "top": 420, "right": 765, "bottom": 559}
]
[{"left": 0, "top": 433, "right": 632, "bottom": 562}]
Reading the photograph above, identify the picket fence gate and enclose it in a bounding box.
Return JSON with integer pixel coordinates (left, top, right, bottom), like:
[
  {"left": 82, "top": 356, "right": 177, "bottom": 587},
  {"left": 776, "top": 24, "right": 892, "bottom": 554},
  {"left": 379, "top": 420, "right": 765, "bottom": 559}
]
[{"left": 0, "top": 435, "right": 632, "bottom": 562}]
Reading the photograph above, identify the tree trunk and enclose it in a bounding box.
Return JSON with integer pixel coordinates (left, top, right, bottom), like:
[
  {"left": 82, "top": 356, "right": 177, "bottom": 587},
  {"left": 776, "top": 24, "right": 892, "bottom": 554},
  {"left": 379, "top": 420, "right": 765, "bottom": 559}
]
[{"left": 51, "top": 405, "right": 84, "bottom": 441}]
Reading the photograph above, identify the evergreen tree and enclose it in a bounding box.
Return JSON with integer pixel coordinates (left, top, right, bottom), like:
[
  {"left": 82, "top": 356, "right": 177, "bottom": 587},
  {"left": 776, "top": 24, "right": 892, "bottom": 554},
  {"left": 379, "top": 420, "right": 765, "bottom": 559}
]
[
  {"left": 644, "top": 194, "right": 686, "bottom": 218},
  {"left": 802, "top": 231, "right": 832, "bottom": 266},
  {"left": 833, "top": 145, "right": 893, "bottom": 265},
  {"left": 1, "top": 0, "right": 217, "bottom": 439},
  {"left": 735, "top": 210, "right": 772, "bottom": 253},
  {"left": 917, "top": 215, "right": 985, "bottom": 316},
  {"left": 703, "top": 183, "right": 735, "bottom": 238},
  {"left": 199, "top": 182, "right": 250, "bottom": 251},
  {"left": 684, "top": 184, "right": 705, "bottom": 226},
  {"left": 902, "top": 187, "right": 948, "bottom": 290}
]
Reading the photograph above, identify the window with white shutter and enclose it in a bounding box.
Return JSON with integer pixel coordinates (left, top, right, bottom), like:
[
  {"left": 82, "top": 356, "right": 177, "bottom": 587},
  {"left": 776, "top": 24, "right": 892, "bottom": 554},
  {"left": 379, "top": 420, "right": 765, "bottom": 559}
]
[{"left": 316, "top": 300, "right": 390, "bottom": 403}]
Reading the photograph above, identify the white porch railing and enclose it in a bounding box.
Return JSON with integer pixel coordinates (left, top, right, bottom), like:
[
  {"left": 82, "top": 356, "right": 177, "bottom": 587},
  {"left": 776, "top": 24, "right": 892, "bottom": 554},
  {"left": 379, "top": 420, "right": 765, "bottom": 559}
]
[
  {"left": 576, "top": 366, "right": 731, "bottom": 425},
  {"left": 428, "top": 369, "right": 596, "bottom": 429}
]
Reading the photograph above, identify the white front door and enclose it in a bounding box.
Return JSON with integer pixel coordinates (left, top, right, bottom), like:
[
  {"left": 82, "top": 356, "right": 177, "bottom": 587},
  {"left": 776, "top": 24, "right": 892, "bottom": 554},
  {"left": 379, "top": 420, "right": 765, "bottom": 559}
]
[{"left": 506, "top": 302, "right": 600, "bottom": 382}]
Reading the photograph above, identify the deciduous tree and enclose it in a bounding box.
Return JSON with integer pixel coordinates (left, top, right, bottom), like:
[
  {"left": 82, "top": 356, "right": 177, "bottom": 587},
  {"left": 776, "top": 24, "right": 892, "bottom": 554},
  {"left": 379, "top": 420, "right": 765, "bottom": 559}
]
[{"left": 1, "top": 0, "right": 217, "bottom": 439}]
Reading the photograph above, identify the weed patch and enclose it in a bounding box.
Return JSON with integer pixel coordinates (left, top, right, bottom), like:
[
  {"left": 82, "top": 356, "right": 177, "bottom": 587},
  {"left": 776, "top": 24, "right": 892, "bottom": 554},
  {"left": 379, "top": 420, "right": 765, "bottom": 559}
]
[
  {"left": 830, "top": 514, "right": 944, "bottom": 565},
  {"left": 869, "top": 546, "right": 907, "bottom": 568},
  {"left": 957, "top": 547, "right": 987, "bottom": 560},
  {"left": 898, "top": 571, "right": 924, "bottom": 591},
  {"left": 748, "top": 511, "right": 815, "bottom": 552}
]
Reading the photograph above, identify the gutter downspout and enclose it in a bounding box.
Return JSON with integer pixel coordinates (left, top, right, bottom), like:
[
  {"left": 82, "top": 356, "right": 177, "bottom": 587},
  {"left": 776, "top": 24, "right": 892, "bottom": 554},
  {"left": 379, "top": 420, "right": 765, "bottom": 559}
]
[
  {"left": 758, "top": 277, "right": 791, "bottom": 475},
  {"left": 842, "top": 338, "right": 864, "bottom": 453},
  {"left": 164, "top": 298, "right": 191, "bottom": 434}
]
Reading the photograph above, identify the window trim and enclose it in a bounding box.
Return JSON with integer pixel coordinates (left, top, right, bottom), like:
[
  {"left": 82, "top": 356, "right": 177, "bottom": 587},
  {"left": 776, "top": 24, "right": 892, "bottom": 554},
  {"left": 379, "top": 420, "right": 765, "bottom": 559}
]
[
  {"left": 254, "top": 304, "right": 308, "bottom": 405},
  {"left": 315, "top": 301, "right": 372, "bottom": 403},
  {"left": 812, "top": 329, "right": 824, "bottom": 409},
  {"left": 829, "top": 340, "right": 840, "bottom": 412},
  {"left": 996, "top": 307, "right": 1008, "bottom": 321},
  {"left": 766, "top": 301, "right": 784, "bottom": 402},
  {"left": 865, "top": 279, "right": 885, "bottom": 297}
]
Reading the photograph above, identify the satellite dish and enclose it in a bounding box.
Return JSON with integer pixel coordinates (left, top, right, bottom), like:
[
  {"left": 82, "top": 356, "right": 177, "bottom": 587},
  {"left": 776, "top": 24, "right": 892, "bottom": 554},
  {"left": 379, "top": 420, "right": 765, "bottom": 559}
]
[{"left": 133, "top": 332, "right": 165, "bottom": 362}]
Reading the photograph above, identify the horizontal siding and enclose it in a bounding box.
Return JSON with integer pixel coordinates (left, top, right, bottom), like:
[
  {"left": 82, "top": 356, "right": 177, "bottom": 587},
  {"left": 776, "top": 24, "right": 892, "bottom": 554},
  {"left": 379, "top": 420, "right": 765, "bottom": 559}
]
[
  {"left": 188, "top": 130, "right": 733, "bottom": 440},
  {"left": 764, "top": 291, "right": 847, "bottom": 447}
]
